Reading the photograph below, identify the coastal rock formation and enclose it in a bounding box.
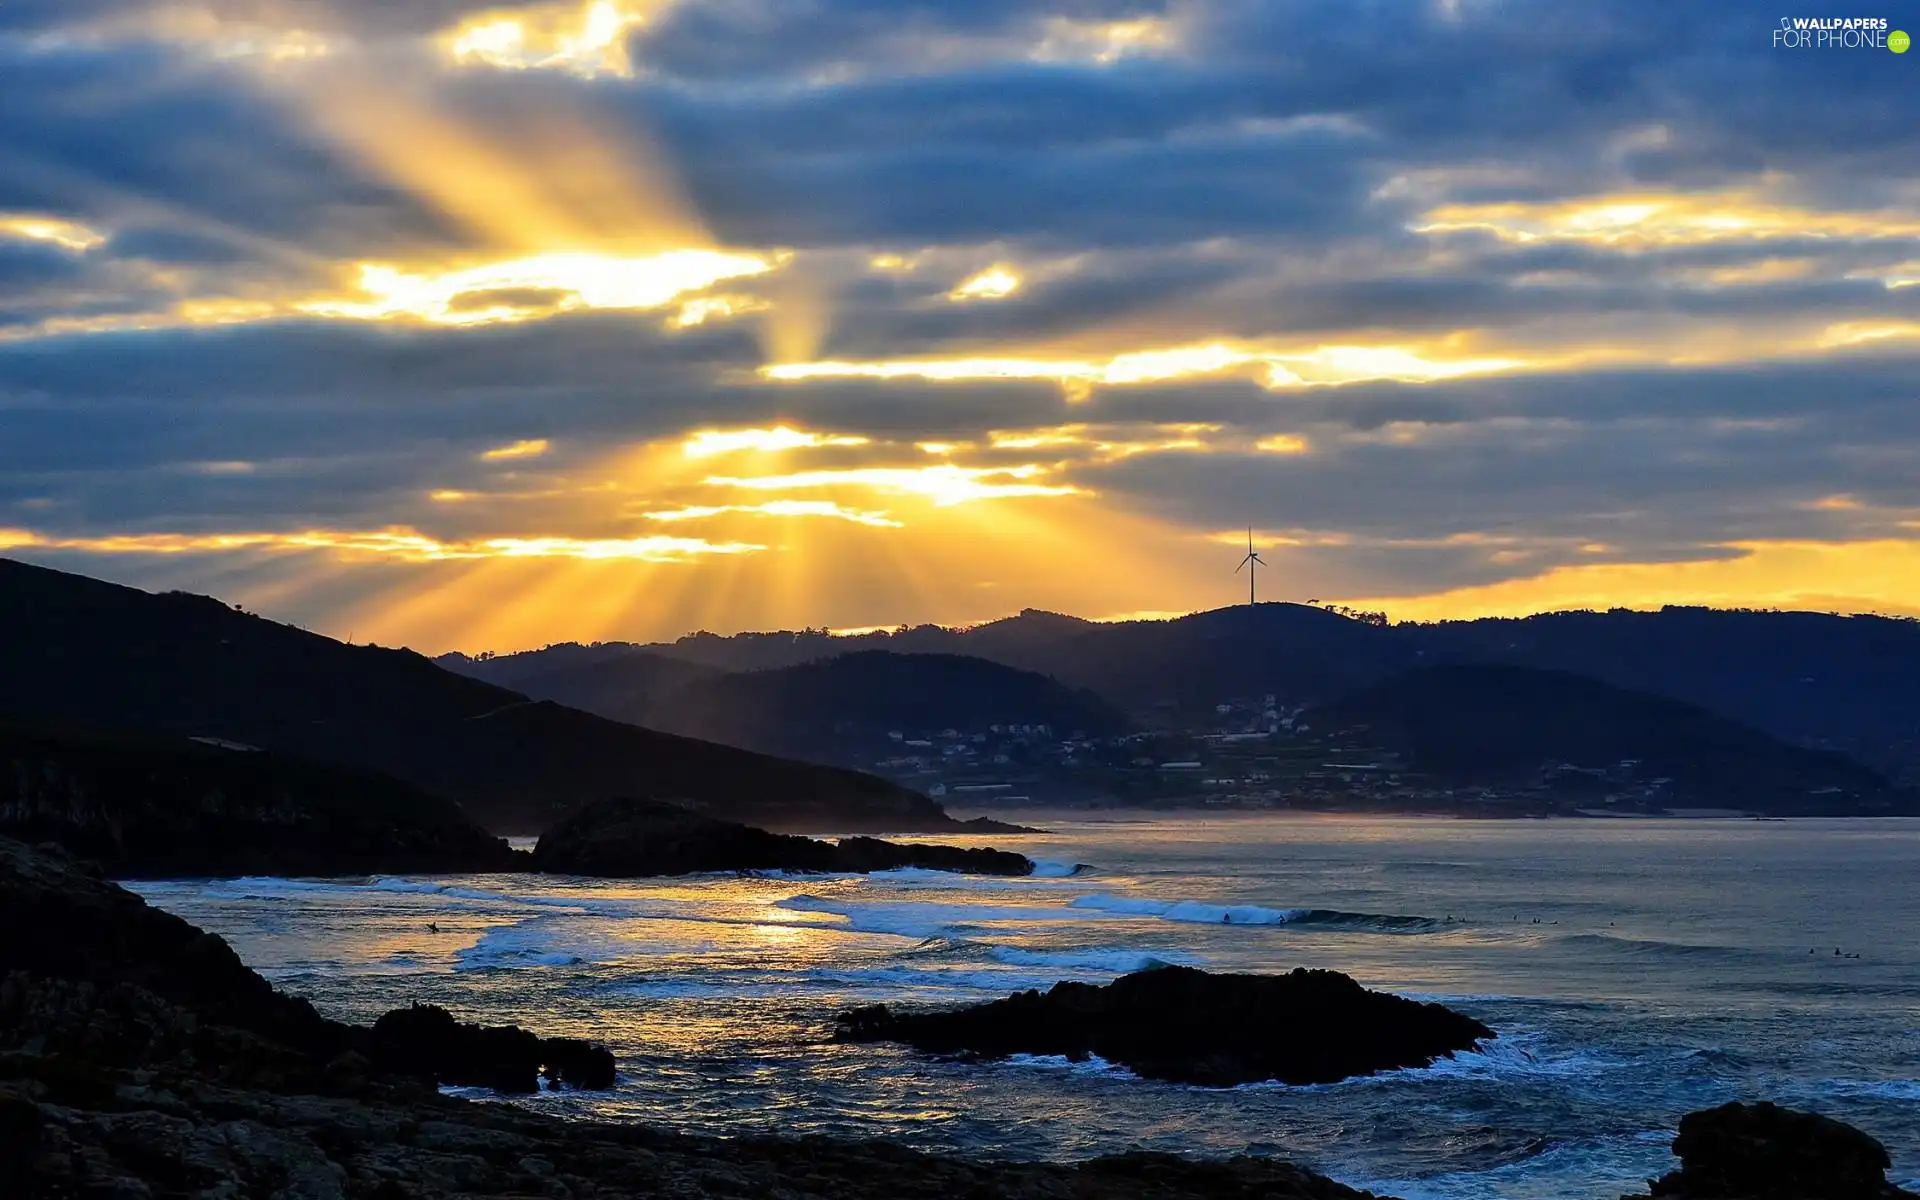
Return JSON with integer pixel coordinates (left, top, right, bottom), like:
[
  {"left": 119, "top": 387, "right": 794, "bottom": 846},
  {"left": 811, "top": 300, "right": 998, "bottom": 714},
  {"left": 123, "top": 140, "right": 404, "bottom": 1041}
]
[
  {"left": 0, "top": 834, "right": 1386, "bottom": 1198},
  {"left": 532, "top": 796, "right": 1034, "bottom": 877},
  {"left": 1, "top": 723, "right": 520, "bottom": 878},
  {"left": 834, "top": 964, "right": 1494, "bottom": 1087},
  {"left": 1624, "top": 1101, "right": 1917, "bottom": 1199},
  {"left": 0, "top": 835, "right": 346, "bottom": 1052},
  {"left": 371, "top": 1002, "right": 616, "bottom": 1093}
]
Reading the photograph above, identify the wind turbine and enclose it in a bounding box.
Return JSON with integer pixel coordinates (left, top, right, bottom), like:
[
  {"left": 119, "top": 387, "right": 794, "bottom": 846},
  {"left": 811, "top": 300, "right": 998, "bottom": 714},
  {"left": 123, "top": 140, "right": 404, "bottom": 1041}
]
[{"left": 1235, "top": 526, "right": 1265, "bottom": 606}]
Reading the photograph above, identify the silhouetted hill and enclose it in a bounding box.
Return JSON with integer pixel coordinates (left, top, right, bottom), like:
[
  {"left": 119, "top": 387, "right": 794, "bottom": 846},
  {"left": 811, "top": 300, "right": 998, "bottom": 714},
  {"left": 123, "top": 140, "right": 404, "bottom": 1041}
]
[
  {"left": 0, "top": 558, "right": 958, "bottom": 835},
  {"left": 446, "top": 649, "right": 1129, "bottom": 769},
  {"left": 1414, "top": 608, "right": 1920, "bottom": 785},
  {"left": 1305, "top": 664, "right": 1914, "bottom": 815},
  {"left": 1005, "top": 605, "right": 1406, "bottom": 722},
  {"left": 0, "top": 721, "right": 516, "bottom": 876},
  {"left": 447, "top": 649, "right": 725, "bottom": 721},
  {"left": 651, "top": 651, "right": 1130, "bottom": 765},
  {"left": 439, "top": 641, "right": 664, "bottom": 691}
]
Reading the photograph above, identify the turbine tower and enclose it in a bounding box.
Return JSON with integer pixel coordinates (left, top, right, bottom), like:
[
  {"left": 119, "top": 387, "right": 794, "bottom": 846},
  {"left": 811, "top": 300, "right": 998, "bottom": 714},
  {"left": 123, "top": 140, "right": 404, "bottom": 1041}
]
[{"left": 1235, "top": 526, "right": 1265, "bottom": 606}]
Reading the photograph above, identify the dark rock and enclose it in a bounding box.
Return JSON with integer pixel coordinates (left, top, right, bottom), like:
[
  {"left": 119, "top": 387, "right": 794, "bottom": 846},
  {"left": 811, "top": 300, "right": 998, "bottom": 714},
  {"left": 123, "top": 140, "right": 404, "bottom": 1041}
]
[
  {"left": 370, "top": 1003, "right": 616, "bottom": 1093},
  {"left": 0, "top": 722, "right": 520, "bottom": 877},
  {"left": 372, "top": 1004, "right": 545, "bottom": 1094},
  {"left": 834, "top": 964, "right": 1494, "bottom": 1087},
  {"left": 0, "top": 833, "right": 1391, "bottom": 1199},
  {"left": 531, "top": 796, "right": 1034, "bottom": 877},
  {"left": 539, "top": 1036, "right": 617, "bottom": 1090},
  {"left": 829, "top": 835, "right": 1032, "bottom": 875},
  {"left": 0, "top": 835, "right": 344, "bottom": 1055},
  {"left": 0, "top": 1087, "right": 40, "bottom": 1192},
  {"left": 1626, "top": 1101, "right": 1917, "bottom": 1199}
]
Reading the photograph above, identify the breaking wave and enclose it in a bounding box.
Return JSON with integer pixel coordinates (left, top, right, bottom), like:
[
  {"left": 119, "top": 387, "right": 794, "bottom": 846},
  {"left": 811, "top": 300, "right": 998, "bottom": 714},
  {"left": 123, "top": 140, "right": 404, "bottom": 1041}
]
[{"left": 1068, "top": 892, "right": 1441, "bottom": 932}]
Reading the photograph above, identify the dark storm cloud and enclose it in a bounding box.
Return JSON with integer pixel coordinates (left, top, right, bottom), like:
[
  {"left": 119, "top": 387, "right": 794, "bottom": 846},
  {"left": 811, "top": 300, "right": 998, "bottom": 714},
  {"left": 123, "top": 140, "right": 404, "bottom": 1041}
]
[
  {"left": 0, "top": 42, "right": 447, "bottom": 263},
  {"left": 632, "top": 0, "right": 1168, "bottom": 80},
  {"left": 0, "top": 242, "right": 89, "bottom": 294},
  {"left": 0, "top": 0, "right": 573, "bottom": 38}
]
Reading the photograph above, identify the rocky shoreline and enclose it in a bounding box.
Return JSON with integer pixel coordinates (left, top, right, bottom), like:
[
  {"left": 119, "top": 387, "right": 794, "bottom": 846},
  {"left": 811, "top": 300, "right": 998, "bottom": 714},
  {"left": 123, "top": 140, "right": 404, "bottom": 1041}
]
[
  {"left": 530, "top": 796, "right": 1038, "bottom": 877},
  {"left": 4, "top": 834, "right": 1913, "bottom": 1199},
  {"left": 0, "top": 837, "right": 1378, "bottom": 1198},
  {"left": 1, "top": 733, "right": 1043, "bottom": 881}
]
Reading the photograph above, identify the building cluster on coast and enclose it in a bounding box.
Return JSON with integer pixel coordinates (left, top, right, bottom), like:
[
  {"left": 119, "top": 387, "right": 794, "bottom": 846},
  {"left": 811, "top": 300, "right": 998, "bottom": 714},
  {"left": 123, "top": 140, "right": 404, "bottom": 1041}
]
[{"left": 846, "top": 693, "right": 1681, "bottom": 817}]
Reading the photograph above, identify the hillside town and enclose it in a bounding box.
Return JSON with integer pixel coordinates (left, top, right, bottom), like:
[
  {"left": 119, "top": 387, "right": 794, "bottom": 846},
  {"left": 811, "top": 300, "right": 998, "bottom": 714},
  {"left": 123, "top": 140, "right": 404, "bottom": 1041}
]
[{"left": 853, "top": 693, "right": 1686, "bottom": 817}]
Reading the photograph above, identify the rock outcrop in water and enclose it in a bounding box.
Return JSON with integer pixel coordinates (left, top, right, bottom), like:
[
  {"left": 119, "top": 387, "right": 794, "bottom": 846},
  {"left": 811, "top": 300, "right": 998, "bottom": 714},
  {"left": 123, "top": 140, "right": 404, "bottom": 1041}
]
[
  {"left": 532, "top": 795, "right": 1035, "bottom": 877},
  {"left": 371, "top": 1002, "right": 616, "bottom": 1093},
  {"left": 1622, "top": 1101, "right": 1917, "bottom": 1199},
  {"left": 0, "top": 834, "right": 1388, "bottom": 1199},
  {"left": 833, "top": 964, "right": 1494, "bottom": 1087}
]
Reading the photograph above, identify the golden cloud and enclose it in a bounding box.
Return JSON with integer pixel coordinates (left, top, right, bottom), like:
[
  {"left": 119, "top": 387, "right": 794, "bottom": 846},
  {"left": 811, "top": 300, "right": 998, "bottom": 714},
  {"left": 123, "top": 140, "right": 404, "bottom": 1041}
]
[
  {"left": 987, "top": 422, "right": 1223, "bottom": 459},
  {"left": 702, "top": 464, "right": 1083, "bottom": 506},
  {"left": 1336, "top": 538, "right": 1920, "bottom": 621},
  {"left": 949, "top": 265, "right": 1022, "bottom": 301},
  {"left": 763, "top": 340, "right": 1523, "bottom": 397},
  {"left": 639, "top": 500, "right": 902, "bottom": 527},
  {"left": 0, "top": 526, "right": 760, "bottom": 563},
  {"left": 681, "top": 426, "right": 872, "bottom": 458},
  {"left": 1029, "top": 16, "right": 1177, "bottom": 64},
  {"left": 443, "top": 1, "right": 661, "bottom": 78},
  {"left": 1414, "top": 191, "right": 1920, "bottom": 249},
  {"left": 300, "top": 250, "right": 774, "bottom": 325},
  {"left": 480, "top": 438, "right": 552, "bottom": 462},
  {"left": 0, "top": 214, "right": 107, "bottom": 253}
]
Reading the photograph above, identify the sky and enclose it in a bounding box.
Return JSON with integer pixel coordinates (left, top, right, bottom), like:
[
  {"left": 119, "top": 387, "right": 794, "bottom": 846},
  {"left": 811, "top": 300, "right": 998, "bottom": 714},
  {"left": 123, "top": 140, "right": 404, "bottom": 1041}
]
[{"left": 3, "top": 0, "right": 1919, "bottom": 652}]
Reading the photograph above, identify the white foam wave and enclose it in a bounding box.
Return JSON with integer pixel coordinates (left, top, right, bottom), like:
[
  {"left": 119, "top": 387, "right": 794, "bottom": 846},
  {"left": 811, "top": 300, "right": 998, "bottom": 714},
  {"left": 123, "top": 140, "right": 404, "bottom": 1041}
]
[
  {"left": 1029, "top": 860, "right": 1088, "bottom": 878},
  {"left": 1001, "top": 1052, "right": 1132, "bottom": 1079},
  {"left": 1069, "top": 893, "right": 1309, "bottom": 925},
  {"left": 1826, "top": 1078, "right": 1920, "bottom": 1102},
  {"left": 1342, "top": 1129, "right": 1674, "bottom": 1200},
  {"left": 985, "top": 946, "right": 1194, "bottom": 973},
  {"left": 454, "top": 917, "right": 599, "bottom": 969},
  {"left": 772, "top": 894, "right": 1076, "bottom": 939},
  {"left": 1349, "top": 1033, "right": 1625, "bottom": 1088}
]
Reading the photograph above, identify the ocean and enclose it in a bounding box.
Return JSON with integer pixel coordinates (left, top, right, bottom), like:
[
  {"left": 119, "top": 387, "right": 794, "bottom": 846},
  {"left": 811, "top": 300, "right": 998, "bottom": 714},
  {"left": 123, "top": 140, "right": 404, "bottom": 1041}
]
[{"left": 129, "top": 814, "right": 1920, "bottom": 1199}]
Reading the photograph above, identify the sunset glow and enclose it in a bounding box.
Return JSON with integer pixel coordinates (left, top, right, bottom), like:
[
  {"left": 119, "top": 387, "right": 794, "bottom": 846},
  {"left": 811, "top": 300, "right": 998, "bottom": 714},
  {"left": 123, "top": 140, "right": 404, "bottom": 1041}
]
[
  {"left": 301, "top": 251, "right": 775, "bottom": 325},
  {"left": 4, "top": 1, "right": 1917, "bottom": 649}
]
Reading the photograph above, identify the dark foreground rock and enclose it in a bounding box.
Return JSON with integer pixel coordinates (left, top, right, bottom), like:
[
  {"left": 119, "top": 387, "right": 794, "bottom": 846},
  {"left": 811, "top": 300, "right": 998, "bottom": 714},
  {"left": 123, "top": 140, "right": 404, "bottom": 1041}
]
[
  {"left": 532, "top": 796, "right": 1035, "bottom": 876},
  {"left": 0, "top": 722, "right": 520, "bottom": 877},
  {"left": 1623, "top": 1101, "right": 1917, "bottom": 1199},
  {"left": 0, "top": 835, "right": 1384, "bottom": 1199},
  {"left": 835, "top": 965, "right": 1494, "bottom": 1087},
  {"left": 371, "top": 1003, "right": 616, "bottom": 1093}
]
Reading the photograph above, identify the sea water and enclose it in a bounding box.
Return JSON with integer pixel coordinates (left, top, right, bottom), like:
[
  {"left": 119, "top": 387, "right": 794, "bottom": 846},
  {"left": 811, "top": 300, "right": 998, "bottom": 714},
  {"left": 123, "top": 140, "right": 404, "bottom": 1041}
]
[{"left": 130, "top": 815, "right": 1920, "bottom": 1199}]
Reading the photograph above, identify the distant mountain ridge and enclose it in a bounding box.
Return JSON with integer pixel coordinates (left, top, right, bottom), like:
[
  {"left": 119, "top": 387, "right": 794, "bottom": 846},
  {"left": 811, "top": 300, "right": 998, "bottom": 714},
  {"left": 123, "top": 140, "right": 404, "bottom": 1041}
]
[
  {"left": 452, "top": 603, "right": 1920, "bottom": 784},
  {"left": 0, "top": 558, "right": 960, "bottom": 835}
]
